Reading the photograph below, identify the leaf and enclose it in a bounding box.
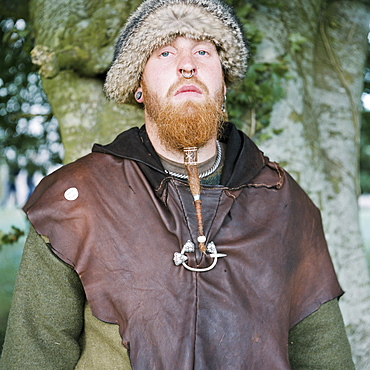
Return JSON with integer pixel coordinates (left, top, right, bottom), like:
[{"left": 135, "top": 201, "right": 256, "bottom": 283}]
[{"left": 0, "top": 225, "right": 25, "bottom": 249}]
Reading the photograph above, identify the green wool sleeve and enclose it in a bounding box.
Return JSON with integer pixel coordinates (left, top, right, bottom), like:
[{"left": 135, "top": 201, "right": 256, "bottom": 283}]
[
  {"left": 0, "top": 226, "right": 86, "bottom": 369},
  {"left": 288, "top": 298, "right": 355, "bottom": 369}
]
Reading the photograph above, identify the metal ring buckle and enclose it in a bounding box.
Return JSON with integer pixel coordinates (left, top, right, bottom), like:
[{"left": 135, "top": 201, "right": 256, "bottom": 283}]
[{"left": 173, "top": 240, "right": 227, "bottom": 272}]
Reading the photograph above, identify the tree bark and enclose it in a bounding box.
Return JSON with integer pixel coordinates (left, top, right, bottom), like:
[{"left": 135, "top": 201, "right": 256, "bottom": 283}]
[
  {"left": 41, "top": 71, "right": 143, "bottom": 163},
  {"left": 253, "top": 1, "right": 370, "bottom": 367},
  {"left": 29, "top": 0, "right": 370, "bottom": 367},
  {"left": 29, "top": 0, "right": 143, "bottom": 162}
]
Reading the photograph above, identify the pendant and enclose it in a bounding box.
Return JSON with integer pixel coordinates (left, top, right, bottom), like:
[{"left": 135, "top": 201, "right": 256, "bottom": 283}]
[{"left": 173, "top": 240, "right": 227, "bottom": 272}]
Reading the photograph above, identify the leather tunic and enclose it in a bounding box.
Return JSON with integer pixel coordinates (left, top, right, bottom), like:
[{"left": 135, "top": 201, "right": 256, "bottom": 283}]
[{"left": 23, "top": 124, "right": 343, "bottom": 369}]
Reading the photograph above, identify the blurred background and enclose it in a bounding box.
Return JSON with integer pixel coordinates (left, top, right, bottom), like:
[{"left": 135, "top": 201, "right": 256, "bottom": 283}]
[{"left": 0, "top": 16, "right": 64, "bottom": 351}]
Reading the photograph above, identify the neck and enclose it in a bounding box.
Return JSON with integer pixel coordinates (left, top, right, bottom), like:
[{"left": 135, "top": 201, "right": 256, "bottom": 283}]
[{"left": 145, "top": 113, "right": 217, "bottom": 163}]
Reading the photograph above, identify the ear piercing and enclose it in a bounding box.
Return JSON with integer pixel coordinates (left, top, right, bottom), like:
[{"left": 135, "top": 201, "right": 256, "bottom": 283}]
[
  {"left": 222, "top": 95, "right": 226, "bottom": 112},
  {"left": 181, "top": 69, "right": 194, "bottom": 79}
]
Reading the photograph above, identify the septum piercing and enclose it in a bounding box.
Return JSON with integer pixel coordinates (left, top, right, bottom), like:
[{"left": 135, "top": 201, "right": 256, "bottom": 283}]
[{"left": 181, "top": 69, "right": 194, "bottom": 79}]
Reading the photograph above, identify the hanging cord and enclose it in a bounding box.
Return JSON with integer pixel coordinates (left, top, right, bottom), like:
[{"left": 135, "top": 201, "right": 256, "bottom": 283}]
[{"left": 183, "top": 147, "right": 207, "bottom": 254}]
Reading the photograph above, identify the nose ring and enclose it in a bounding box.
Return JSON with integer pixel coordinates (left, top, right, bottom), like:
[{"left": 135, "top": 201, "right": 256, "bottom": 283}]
[{"left": 181, "top": 69, "right": 194, "bottom": 79}]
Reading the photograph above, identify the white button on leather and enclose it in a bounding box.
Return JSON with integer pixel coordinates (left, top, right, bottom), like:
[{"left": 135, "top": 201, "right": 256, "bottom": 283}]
[{"left": 64, "top": 187, "right": 79, "bottom": 201}]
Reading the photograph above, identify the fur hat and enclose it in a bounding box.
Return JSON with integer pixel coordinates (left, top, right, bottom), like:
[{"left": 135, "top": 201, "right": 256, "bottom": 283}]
[{"left": 104, "top": 0, "right": 249, "bottom": 104}]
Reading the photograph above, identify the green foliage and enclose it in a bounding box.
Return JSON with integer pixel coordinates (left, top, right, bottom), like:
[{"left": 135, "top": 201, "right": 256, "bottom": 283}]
[
  {"left": 0, "top": 18, "right": 63, "bottom": 179},
  {"left": 288, "top": 33, "right": 309, "bottom": 54},
  {"left": 223, "top": 0, "right": 289, "bottom": 140},
  {"left": 227, "top": 62, "right": 288, "bottom": 137},
  {"left": 225, "top": 0, "right": 284, "bottom": 10},
  {"left": 0, "top": 226, "right": 24, "bottom": 252},
  {"left": 0, "top": 0, "right": 30, "bottom": 21}
]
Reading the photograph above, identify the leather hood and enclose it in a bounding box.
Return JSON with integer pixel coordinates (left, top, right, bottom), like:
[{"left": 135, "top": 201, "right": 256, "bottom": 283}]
[{"left": 92, "top": 122, "right": 269, "bottom": 190}]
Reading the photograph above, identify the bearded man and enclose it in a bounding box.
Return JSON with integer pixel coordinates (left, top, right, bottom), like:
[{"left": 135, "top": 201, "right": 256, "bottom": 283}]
[{"left": 1, "top": 0, "right": 355, "bottom": 369}]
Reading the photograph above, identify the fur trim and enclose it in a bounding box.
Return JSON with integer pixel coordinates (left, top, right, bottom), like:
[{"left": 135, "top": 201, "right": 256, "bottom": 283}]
[{"left": 104, "top": 0, "right": 248, "bottom": 104}]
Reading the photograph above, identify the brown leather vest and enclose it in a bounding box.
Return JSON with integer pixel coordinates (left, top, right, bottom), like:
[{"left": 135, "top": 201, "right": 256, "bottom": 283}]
[{"left": 24, "top": 152, "right": 342, "bottom": 369}]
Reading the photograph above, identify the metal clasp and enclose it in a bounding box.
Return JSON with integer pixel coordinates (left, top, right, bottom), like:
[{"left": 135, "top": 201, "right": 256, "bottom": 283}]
[{"left": 173, "top": 240, "right": 226, "bottom": 272}]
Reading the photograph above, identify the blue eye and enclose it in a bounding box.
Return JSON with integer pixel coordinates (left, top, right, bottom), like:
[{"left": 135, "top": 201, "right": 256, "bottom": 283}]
[
  {"left": 197, "top": 50, "right": 207, "bottom": 56},
  {"left": 161, "top": 51, "right": 170, "bottom": 57}
]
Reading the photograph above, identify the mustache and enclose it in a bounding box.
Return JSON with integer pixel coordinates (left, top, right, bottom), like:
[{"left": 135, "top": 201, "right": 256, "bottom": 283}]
[{"left": 166, "top": 76, "right": 209, "bottom": 98}]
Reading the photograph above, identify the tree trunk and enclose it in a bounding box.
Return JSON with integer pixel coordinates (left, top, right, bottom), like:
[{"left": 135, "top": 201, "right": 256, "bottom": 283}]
[
  {"left": 252, "top": 1, "right": 370, "bottom": 367},
  {"left": 29, "top": 0, "right": 143, "bottom": 162},
  {"left": 29, "top": 0, "right": 370, "bottom": 367},
  {"left": 41, "top": 71, "right": 143, "bottom": 163}
]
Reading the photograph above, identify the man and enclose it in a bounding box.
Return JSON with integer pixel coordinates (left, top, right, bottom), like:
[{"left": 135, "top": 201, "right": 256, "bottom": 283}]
[{"left": 1, "top": 0, "right": 355, "bottom": 368}]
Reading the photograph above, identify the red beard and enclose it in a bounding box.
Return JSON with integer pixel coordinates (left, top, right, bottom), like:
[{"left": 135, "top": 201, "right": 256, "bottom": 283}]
[{"left": 142, "top": 78, "right": 226, "bottom": 152}]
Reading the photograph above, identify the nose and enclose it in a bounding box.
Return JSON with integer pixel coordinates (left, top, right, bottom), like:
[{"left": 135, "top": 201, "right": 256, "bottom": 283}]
[{"left": 178, "top": 51, "right": 197, "bottom": 79}]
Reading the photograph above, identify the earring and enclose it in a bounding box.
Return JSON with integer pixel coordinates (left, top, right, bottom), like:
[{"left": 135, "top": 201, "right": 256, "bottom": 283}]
[
  {"left": 222, "top": 95, "right": 226, "bottom": 112},
  {"left": 135, "top": 91, "right": 142, "bottom": 101}
]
